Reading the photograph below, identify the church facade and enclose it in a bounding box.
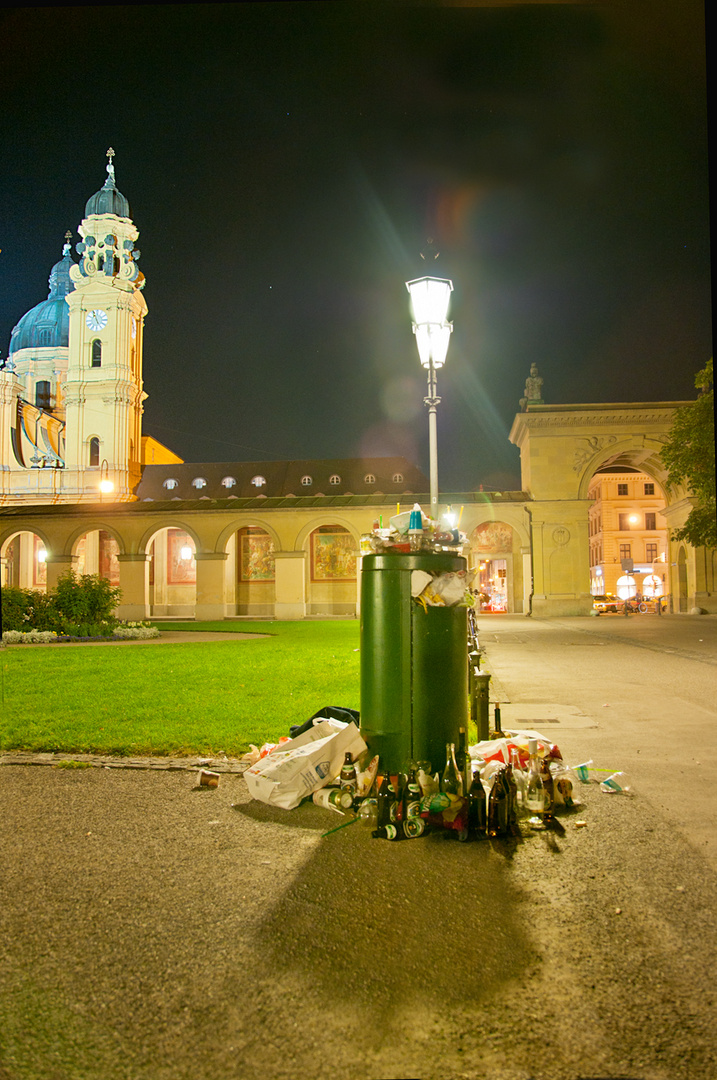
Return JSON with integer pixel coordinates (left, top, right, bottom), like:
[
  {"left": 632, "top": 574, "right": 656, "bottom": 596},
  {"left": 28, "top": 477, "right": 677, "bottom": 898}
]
[{"left": 1, "top": 155, "right": 713, "bottom": 617}]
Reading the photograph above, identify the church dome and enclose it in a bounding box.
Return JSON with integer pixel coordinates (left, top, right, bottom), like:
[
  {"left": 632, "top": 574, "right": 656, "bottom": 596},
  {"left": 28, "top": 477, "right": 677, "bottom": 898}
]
[
  {"left": 9, "top": 240, "right": 75, "bottom": 355},
  {"left": 85, "top": 150, "right": 130, "bottom": 218}
]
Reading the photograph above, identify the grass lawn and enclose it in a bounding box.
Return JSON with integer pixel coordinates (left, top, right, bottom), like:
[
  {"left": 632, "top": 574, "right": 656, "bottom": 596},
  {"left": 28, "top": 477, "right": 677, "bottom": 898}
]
[{"left": 0, "top": 621, "right": 360, "bottom": 757}]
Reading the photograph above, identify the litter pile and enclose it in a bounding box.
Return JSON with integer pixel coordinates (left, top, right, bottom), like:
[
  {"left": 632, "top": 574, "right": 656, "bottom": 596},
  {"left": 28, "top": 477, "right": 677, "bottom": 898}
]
[
  {"left": 237, "top": 707, "right": 632, "bottom": 841},
  {"left": 360, "top": 503, "right": 468, "bottom": 557}
]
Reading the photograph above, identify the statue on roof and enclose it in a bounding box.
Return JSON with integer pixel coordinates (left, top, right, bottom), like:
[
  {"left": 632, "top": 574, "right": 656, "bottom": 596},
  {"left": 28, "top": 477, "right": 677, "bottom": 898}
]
[{"left": 520, "top": 363, "right": 544, "bottom": 411}]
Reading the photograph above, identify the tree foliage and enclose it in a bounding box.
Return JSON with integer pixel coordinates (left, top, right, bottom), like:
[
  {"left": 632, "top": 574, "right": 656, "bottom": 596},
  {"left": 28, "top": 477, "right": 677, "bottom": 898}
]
[{"left": 661, "top": 359, "right": 716, "bottom": 549}]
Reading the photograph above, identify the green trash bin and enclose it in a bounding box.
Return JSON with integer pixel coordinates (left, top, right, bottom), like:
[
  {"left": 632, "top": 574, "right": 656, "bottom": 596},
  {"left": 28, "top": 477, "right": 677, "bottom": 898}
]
[{"left": 360, "top": 552, "right": 469, "bottom": 776}]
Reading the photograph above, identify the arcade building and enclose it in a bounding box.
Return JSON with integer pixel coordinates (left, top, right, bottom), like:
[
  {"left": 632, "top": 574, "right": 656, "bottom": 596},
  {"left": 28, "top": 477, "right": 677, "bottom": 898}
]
[{"left": 1, "top": 154, "right": 713, "bottom": 618}]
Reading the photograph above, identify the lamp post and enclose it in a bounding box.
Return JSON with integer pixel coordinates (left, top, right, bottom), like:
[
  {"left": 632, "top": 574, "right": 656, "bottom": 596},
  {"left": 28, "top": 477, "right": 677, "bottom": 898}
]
[{"left": 405, "top": 273, "right": 453, "bottom": 514}]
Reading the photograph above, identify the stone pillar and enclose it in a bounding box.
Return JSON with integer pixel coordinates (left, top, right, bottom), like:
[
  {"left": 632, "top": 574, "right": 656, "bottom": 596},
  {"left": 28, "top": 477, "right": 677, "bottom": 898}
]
[
  {"left": 194, "top": 552, "right": 228, "bottom": 621},
  {"left": 521, "top": 546, "right": 532, "bottom": 615},
  {"left": 117, "top": 554, "right": 150, "bottom": 621},
  {"left": 274, "top": 551, "right": 307, "bottom": 620},
  {"left": 529, "top": 502, "right": 593, "bottom": 616},
  {"left": 45, "top": 554, "right": 77, "bottom": 591}
]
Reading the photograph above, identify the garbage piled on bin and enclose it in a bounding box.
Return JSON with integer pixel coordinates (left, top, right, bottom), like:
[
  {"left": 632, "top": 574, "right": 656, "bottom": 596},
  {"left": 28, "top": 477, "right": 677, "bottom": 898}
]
[
  {"left": 361, "top": 503, "right": 468, "bottom": 557},
  {"left": 240, "top": 705, "right": 631, "bottom": 842}
]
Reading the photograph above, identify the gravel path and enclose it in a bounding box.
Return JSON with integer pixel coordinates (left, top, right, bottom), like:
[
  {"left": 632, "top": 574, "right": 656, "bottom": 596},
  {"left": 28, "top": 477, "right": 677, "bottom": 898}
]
[{"left": 1, "top": 616, "right": 715, "bottom": 1080}]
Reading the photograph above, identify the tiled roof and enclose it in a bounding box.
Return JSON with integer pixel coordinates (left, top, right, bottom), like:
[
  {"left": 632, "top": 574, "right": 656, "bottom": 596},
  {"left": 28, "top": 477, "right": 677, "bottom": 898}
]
[{"left": 134, "top": 457, "right": 429, "bottom": 502}]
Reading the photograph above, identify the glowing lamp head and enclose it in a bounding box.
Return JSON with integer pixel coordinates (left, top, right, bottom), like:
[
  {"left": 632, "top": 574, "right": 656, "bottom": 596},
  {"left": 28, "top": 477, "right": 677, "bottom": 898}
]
[
  {"left": 406, "top": 275, "right": 453, "bottom": 369},
  {"left": 99, "top": 479, "right": 114, "bottom": 494}
]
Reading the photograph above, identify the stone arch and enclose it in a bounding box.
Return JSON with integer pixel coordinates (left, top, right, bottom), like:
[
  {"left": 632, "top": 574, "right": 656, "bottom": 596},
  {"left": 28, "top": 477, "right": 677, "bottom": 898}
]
[
  {"left": 215, "top": 517, "right": 281, "bottom": 556},
  {"left": 294, "top": 515, "right": 361, "bottom": 552},
  {"left": 576, "top": 436, "right": 672, "bottom": 502},
  {"left": 468, "top": 519, "right": 524, "bottom": 613},
  {"left": 1, "top": 528, "right": 51, "bottom": 591},
  {"left": 141, "top": 521, "right": 200, "bottom": 619},
  {"left": 300, "top": 518, "right": 360, "bottom": 617},
  {"left": 66, "top": 521, "right": 126, "bottom": 558},
  {"left": 230, "top": 521, "right": 279, "bottom": 618}
]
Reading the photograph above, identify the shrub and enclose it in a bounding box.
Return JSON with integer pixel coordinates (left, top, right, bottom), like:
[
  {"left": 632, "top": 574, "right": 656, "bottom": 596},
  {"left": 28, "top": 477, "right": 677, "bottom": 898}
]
[
  {"left": 1, "top": 586, "right": 59, "bottom": 632},
  {"left": 1, "top": 573, "right": 122, "bottom": 636},
  {"left": 51, "top": 572, "right": 122, "bottom": 630}
]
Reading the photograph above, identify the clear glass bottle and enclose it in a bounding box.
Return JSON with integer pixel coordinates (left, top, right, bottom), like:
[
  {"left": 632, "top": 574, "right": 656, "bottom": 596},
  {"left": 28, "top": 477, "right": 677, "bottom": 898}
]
[
  {"left": 441, "top": 742, "right": 462, "bottom": 796},
  {"left": 525, "top": 738, "right": 546, "bottom": 816}
]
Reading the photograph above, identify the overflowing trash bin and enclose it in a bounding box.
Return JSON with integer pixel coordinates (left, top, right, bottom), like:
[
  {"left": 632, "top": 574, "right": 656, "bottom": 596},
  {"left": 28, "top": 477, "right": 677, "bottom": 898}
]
[{"left": 359, "top": 551, "right": 469, "bottom": 777}]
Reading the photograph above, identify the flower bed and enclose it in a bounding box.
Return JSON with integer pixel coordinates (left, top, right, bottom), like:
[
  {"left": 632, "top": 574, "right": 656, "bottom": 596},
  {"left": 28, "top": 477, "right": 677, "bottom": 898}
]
[{"left": 2, "top": 622, "right": 160, "bottom": 645}]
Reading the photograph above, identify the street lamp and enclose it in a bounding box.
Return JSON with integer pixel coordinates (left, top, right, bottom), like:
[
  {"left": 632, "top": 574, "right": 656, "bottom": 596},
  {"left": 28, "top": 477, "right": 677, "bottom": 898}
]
[
  {"left": 405, "top": 273, "right": 453, "bottom": 514},
  {"left": 99, "top": 460, "right": 114, "bottom": 502}
]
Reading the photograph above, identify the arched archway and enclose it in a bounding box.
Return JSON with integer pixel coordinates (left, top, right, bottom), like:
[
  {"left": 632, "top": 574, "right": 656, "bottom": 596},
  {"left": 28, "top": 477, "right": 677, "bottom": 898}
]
[
  {"left": 1, "top": 530, "right": 48, "bottom": 591},
  {"left": 306, "top": 523, "right": 358, "bottom": 616},
  {"left": 235, "top": 525, "right": 276, "bottom": 616},
  {"left": 144, "top": 525, "right": 198, "bottom": 617},
  {"left": 469, "top": 521, "right": 522, "bottom": 613}
]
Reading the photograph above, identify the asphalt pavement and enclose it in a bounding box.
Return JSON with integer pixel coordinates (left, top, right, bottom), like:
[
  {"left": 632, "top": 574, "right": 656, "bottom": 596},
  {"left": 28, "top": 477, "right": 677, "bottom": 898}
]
[{"left": 1, "top": 613, "right": 716, "bottom": 1080}]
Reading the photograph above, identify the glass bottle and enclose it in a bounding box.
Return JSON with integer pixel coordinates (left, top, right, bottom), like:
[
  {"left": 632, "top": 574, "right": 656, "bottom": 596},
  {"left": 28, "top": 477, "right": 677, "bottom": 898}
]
[
  {"left": 404, "top": 769, "right": 422, "bottom": 819},
  {"left": 525, "top": 738, "right": 546, "bottom": 816},
  {"left": 457, "top": 727, "right": 472, "bottom": 797},
  {"left": 468, "top": 769, "right": 487, "bottom": 835},
  {"left": 487, "top": 764, "right": 508, "bottom": 837},
  {"left": 340, "top": 752, "right": 357, "bottom": 793},
  {"left": 372, "top": 823, "right": 405, "bottom": 841},
  {"left": 441, "top": 742, "right": 462, "bottom": 796},
  {"left": 376, "top": 765, "right": 394, "bottom": 829},
  {"left": 540, "top": 755, "right": 555, "bottom": 821}
]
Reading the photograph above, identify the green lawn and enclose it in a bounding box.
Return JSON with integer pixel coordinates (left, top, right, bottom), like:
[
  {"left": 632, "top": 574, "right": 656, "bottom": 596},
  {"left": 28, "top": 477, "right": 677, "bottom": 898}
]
[{"left": 0, "top": 621, "right": 360, "bottom": 757}]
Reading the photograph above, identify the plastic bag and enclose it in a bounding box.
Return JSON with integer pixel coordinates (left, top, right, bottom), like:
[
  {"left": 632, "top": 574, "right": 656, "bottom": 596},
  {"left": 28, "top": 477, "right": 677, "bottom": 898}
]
[{"left": 245, "top": 720, "right": 367, "bottom": 810}]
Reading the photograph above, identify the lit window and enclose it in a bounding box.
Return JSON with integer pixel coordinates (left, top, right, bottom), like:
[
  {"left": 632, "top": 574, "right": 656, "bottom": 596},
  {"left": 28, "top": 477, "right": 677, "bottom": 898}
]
[
  {"left": 191, "top": 477, "right": 207, "bottom": 489},
  {"left": 251, "top": 475, "right": 266, "bottom": 488},
  {"left": 301, "top": 475, "right": 312, "bottom": 486},
  {"left": 221, "top": 476, "right": 236, "bottom": 488},
  {"left": 392, "top": 473, "right": 404, "bottom": 484},
  {"left": 163, "top": 478, "right": 179, "bottom": 490},
  {"left": 364, "top": 474, "right": 376, "bottom": 484},
  {"left": 329, "top": 475, "right": 341, "bottom": 485}
]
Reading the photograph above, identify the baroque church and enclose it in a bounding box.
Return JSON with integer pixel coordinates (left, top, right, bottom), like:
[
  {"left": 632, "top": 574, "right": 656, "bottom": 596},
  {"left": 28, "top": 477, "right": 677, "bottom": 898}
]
[{"left": 1, "top": 154, "right": 712, "bottom": 617}]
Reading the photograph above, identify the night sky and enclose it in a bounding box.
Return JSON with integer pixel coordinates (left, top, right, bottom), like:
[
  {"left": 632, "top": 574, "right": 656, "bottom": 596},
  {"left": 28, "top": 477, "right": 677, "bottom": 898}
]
[{"left": 0, "top": 2, "right": 711, "bottom": 492}]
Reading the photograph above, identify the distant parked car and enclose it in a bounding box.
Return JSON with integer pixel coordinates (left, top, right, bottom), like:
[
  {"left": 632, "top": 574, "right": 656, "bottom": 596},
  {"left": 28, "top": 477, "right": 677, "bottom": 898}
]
[{"left": 593, "top": 594, "right": 618, "bottom": 613}]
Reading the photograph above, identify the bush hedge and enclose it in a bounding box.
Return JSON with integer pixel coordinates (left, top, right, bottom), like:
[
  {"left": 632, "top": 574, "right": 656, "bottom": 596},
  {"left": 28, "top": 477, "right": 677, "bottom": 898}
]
[{"left": 1, "top": 572, "right": 122, "bottom": 637}]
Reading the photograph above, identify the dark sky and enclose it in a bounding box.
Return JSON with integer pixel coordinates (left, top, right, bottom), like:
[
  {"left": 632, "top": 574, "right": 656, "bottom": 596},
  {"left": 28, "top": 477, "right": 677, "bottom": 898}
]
[{"left": 0, "top": 1, "right": 711, "bottom": 492}]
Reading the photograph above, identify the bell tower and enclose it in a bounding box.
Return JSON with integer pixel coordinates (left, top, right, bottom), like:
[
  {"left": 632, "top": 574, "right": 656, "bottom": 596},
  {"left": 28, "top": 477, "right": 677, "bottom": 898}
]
[{"left": 64, "top": 148, "right": 148, "bottom": 501}]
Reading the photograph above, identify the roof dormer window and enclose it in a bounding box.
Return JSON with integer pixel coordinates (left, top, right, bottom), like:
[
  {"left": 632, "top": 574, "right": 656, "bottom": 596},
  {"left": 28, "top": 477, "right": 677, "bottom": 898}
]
[
  {"left": 392, "top": 472, "right": 404, "bottom": 484},
  {"left": 329, "top": 475, "right": 341, "bottom": 486},
  {"left": 364, "top": 473, "right": 376, "bottom": 485},
  {"left": 251, "top": 475, "right": 266, "bottom": 488},
  {"left": 191, "top": 477, "right": 207, "bottom": 489},
  {"left": 163, "top": 478, "right": 179, "bottom": 490},
  {"left": 301, "top": 475, "right": 312, "bottom": 486},
  {"left": 221, "top": 476, "right": 236, "bottom": 489}
]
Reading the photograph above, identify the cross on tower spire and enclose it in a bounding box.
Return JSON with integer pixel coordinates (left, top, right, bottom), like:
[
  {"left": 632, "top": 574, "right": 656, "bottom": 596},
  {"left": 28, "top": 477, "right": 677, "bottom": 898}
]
[{"left": 106, "top": 146, "right": 116, "bottom": 183}]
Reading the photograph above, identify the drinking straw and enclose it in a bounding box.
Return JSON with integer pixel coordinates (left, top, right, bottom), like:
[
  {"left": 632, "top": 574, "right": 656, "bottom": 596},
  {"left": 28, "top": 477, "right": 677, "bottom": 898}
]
[{"left": 321, "top": 816, "right": 361, "bottom": 838}]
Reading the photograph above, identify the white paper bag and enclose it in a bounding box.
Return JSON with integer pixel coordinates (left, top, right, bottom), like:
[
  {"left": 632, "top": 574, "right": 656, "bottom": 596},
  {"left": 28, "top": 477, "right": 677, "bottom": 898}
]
[{"left": 244, "top": 721, "right": 367, "bottom": 810}]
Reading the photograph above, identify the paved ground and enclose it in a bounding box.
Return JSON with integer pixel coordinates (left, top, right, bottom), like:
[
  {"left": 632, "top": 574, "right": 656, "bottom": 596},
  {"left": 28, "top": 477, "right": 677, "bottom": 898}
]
[{"left": 1, "top": 614, "right": 716, "bottom": 1080}]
